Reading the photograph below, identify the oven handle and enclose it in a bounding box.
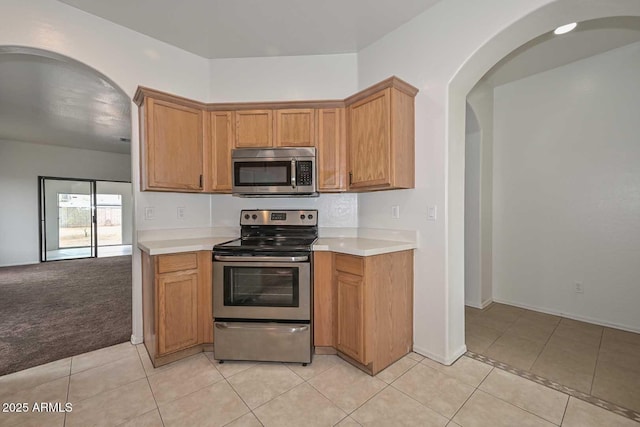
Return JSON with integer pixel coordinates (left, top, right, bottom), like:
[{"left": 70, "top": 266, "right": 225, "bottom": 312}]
[
  {"left": 215, "top": 322, "right": 309, "bottom": 333},
  {"left": 213, "top": 255, "right": 309, "bottom": 262}
]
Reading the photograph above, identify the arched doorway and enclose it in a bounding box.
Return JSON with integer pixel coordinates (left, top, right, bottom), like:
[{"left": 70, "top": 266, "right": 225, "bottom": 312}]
[{"left": 0, "top": 46, "right": 134, "bottom": 374}]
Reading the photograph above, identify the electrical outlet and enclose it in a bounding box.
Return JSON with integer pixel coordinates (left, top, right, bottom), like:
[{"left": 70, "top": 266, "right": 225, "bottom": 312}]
[
  {"left": 144, "top": 207, "right": 155, "bottom": 220},
  {"left": 391, "top": 205, "right": 400, "bottom": 219},
  {"left": 177, "top": 207, "right": 185, "bottom": 220},
  {"left": 574, "top": 282, "right": 584, "bottom": 293}
]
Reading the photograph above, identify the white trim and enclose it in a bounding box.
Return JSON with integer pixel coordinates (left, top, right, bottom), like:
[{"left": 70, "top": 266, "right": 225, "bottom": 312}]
[
  {"left": 413, "top": 344, "right": 467, "bottom": 366},
  {"left": 0, "top": 261, "right": 39, "bottom": 267},
  {"left": 130, "top": 334, "right": 143, "bottom": 345},
  {"left": 465, "top": 298, "right": 493, "bottom": 309},
  {"left": 492, "top": 297, "right": 640, "bottom": 334}
]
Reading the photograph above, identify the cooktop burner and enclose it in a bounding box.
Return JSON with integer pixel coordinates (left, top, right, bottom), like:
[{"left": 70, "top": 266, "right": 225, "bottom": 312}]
[{"left": 213, "top": 209, "right": 318, "bottom": 253}]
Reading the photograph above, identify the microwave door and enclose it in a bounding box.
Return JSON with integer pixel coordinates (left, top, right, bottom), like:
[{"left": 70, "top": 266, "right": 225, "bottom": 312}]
[{"left": 235, "top": 160, "right": 292, "bottom": 188}]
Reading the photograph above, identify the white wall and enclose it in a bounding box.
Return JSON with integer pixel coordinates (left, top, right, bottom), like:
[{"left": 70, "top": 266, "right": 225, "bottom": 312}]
[
  {"left": 1, "top": 0, "right": 211, "bottom": 342},
  {"left": 465, "top": 85, "right": 495, "bottom": 309},
  {"left": 0, "top": 139, "right": 131, "bottom": 266},
  {"left": 464, "top": 108, "right": 482, "bottom": 307},
  {"left": 209, "top": 54, "right": 358, "bottom": 102},
  {"left": 492, "top": 41, "right": 640, "bottom": 332}
]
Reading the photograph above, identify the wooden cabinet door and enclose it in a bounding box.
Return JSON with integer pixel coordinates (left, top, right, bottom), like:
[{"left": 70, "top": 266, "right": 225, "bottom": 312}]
[
  {"left": 157, "top": 272, "right": 199, "bottom": 355},
  {"left": 209, "top": 111, "right": 234, "bottom": 192},
  {"left": 316, "top": 108, "right": 346, "bottom": 192},
  {"left": 145, "top": 98, "right": 204, "bottom": 191},
  {"left": 274, "top": 109, "right": 315, "bottom": 147},
  {"left": 336, "top": 271, "right": 366, "bottom": 363},
  {"left": 313, "top": 252, "right": 334, "bottom": 347},
  {"left": 235, "top": 110, "right": 273, "bottom": 147},
  {"left": 348, "top": 88, "right": 392, "bottom": 189}
]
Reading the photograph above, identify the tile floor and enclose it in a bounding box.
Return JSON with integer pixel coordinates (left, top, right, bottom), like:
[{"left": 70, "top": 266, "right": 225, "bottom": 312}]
[
  {"left": 465, "top": 303, "right": 640, "bottom": 414},
  {"left": 1, "top": 341, "right": 638, "bottom": 427}
]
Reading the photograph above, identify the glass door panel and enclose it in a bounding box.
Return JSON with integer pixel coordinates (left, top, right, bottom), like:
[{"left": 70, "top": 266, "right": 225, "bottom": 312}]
[{"left": 40, "top": 178, "right": 95, "bottom": 261}]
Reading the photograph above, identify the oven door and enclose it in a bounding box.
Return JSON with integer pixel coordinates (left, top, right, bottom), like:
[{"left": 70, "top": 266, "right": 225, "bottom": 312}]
[{"left": 213, "top": 255, "right": 311, "bottom": 321}]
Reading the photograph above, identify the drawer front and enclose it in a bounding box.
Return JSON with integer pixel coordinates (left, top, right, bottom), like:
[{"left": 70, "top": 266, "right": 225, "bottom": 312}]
[
  {"left": 157, "top": 253, "right": 198, "bottom": 273},
  {"left": 335, "top": 254, "right": 364, "bottom": 276}
]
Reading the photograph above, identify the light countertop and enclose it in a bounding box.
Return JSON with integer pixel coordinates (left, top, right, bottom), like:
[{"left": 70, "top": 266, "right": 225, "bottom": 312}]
[
  {"left": 137, "top": 237, "right": 235, "bottom": 256},
  {"left": 138, "top": 236, "right": 416, "bottom": 257},
  {"left": 312, "top": 237, "right": 417, "bottom": 256}
]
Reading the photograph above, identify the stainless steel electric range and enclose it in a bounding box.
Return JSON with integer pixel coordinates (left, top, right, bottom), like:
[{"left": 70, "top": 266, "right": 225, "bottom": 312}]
[{"left": 212, "top": 209, "right": 317, "bottom": 365}]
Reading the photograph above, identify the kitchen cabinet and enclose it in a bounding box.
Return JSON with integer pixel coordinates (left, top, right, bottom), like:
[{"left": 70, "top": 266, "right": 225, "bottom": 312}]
[
  {"left": 235, "top": 109, "right": 273, "bottom": 147},
  {"left": 313, "top": 252, "right": 335, "bottom": 350},
  {"left": 207, "top": 111, "right": 234, "bottom": 192},
  {"left": 134, "top": 88, "right": 205, "bottom": 192},
  {"left": 135, "top": 76, "right": 417, "bottom": 195},
  {"left": 346, "top": 78, "right": 417, "bottom": 191},
  {"left": 142, "top": 251, "right": 213, "bottom": 367},
  {"left": 274, "top": 109, "right": 315, "bottom": 147},
  {"left": 332, "top": 250, "right": 413, "bottom": 375},
  {"left": 316, "top": 108, "right": 347, "bottom": 192},
  {"left": 237, "top": 108, "right": 315, "bottom": 148}
]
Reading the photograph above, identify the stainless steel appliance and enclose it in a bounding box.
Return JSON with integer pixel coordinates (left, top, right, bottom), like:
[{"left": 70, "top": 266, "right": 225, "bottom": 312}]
[
  {"left": 212, "top": 209, "right": 317, "bottom": 364},
  {"left": 231, "top": 147, "right": 317, "bottom": 197}
]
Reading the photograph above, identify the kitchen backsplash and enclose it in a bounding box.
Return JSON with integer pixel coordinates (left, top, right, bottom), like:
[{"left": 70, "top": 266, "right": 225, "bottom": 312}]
[{"left": 209, "top": 193, "right": 358, "bottom": 228}]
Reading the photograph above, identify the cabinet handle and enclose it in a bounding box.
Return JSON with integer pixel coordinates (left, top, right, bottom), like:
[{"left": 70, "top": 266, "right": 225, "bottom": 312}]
[
  {"left": 199, "top": 174, "right": 203, "bottom": 188},
  {"left": 349, "top": 172, "right": 352, "bottom": 186}
]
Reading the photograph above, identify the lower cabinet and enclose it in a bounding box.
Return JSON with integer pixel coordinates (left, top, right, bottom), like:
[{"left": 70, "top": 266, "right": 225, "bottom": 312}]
[
  {"left": 142, "top": 251, "right": 213, "bottom": 367},
  {"left": 313, "top": 250, "right": 414, "bottom": 375}
]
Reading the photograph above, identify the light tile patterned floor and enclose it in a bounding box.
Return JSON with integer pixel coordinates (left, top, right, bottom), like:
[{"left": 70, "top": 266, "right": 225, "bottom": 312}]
[
  {"left": 466, "top": 303, "right": 640, "bottom": 415},
  {"left": 1, "top": 341, "right": 638, "bottom": 426}
]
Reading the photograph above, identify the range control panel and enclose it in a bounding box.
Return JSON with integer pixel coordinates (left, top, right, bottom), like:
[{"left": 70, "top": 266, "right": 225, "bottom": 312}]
[{"left": 240, "top": 209, "right": 318, "bottom": 226}]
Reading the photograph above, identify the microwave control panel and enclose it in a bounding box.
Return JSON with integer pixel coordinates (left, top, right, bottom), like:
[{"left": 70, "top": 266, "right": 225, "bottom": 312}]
[{"left": 296, "top": 161, "right": 313, "bottom": 185}]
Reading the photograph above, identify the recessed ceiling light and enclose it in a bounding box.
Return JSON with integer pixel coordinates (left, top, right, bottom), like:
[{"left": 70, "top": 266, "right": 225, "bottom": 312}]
[{"left": 554, "top": 22, "right": 577, "bottom": 35}]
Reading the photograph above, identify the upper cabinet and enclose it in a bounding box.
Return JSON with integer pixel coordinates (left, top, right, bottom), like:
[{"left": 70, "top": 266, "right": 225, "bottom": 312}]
[
  {"left": 346, "top": 78, "right": 418, "bottom": 191},
  {"left": 274, "top": 109, "right": 315, "bottom": 147},
  {"left": 135, "top": 76, "right": 417, "bottom": 195},
  {"left": 208, "top": 111, "right": 235, "bottom": 192},
  {"left": 235, "top": 110, "right": 273, "bottom": 148},
  {"left": 316, "top": 108, "right": 346, "bottom": 192},
  {"left": 135, "top": 88, "right": 206, "bottom": 192}
]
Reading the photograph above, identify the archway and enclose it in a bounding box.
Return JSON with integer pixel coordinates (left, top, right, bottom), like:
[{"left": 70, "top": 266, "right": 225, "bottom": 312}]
[
  {"left": 0, "top": 45, "right": 134, "bottom": 374},
  {"left": 446, "top": 0, "right": 640, "bottom": 360}
]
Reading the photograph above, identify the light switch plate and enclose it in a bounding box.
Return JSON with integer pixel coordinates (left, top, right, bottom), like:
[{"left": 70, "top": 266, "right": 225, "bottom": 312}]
[
  {"left": 427, "top": 206, "right": 437, "bottom": 221},
  {"left": 391, "top": 205, "right": 400, "bottom": 219},
  {"left": 144, "top": 207, "right": 155, "bottom": 220}
]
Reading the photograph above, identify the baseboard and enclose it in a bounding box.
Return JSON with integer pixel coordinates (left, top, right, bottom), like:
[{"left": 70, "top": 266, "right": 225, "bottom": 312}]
[
  {"left": 413, "top": 344, "right": 467, "bottom": 366},
  {"left": 130, "top": 334, "right": 143, "bottom": 345},
  {"left": 493, "top": 297, "right": 640, "bottom": 334},
  {"left": 0, "top": 261, "right": 40, "bottom": 268},
  {"left": 465, "top": 298, "right": 493, "bottom": 309}
]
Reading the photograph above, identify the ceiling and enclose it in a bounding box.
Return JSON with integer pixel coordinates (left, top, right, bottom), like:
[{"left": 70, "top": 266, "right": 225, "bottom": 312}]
[
  {"left": 57, "top": 0, "right": 444, "bottom": 58},
  {"left": 0, "top": 47, "right": 131, "bottom": 154}
]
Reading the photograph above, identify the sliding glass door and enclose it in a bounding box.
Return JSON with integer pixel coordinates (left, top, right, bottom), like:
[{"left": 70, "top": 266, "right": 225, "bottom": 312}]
[
  {"left": 39, "top": 177, "right": 132, "bottom": 262},
  {"left": 40, "top": 177, "right": 96, "bottom": 261}
]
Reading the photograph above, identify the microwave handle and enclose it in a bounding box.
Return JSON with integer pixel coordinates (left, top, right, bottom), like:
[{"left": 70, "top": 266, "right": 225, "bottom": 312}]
[{"left": 291, "top": 159, "right": 296, "bottom": 188}]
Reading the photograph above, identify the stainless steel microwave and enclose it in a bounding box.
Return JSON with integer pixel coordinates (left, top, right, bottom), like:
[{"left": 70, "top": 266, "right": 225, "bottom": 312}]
[{"left": 231, "top": 147, "right": 317, "bottom": 197}]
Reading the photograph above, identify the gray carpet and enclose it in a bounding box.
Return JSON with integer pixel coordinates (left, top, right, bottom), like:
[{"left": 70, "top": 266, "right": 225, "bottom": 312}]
[{"left": 0, "top": 256, "right": 131, "bottom": 376}]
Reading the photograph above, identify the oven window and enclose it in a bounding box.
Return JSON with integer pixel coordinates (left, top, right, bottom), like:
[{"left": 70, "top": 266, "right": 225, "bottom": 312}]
[
  {"left": 224, "top": 266, "right": 299, "bottom": 307},
  {"left": 234, "top": 161, "right": 291, "bottom": 186}
]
